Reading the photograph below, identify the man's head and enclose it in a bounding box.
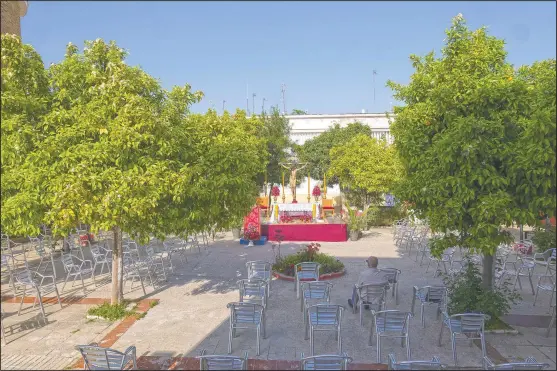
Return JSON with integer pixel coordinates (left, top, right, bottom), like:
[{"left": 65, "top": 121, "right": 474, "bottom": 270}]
[{"left": 366, "top": 256, "right": 379, "bottom": 268}]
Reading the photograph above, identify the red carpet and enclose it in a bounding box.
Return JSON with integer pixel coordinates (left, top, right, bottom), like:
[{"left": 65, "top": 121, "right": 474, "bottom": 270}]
[{"left": 261, "top": 223, "right": 348, "bottom": 242}]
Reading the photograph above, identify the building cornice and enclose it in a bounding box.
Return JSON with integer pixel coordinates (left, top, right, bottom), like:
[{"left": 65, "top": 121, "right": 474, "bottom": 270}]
[{"left": 285, "top": 113, "right": 393, "bottom": 120}]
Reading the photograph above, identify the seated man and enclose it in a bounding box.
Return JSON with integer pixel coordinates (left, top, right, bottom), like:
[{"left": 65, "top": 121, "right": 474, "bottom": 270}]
[{"left": 348, "top": 256, "right": 389, "bottom": 309}]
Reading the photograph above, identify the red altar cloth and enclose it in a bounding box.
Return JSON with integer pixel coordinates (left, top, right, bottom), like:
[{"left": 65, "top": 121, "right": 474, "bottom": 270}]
[{"left": 261, "top": 223, "right": 348, "bottom": 242}]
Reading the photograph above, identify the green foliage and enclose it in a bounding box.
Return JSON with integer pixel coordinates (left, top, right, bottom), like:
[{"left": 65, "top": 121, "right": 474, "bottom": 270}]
[
  {"left": 1, "top": 37, "right": 266, "bottom": 241},
  {"left": 272, "top": 250, "right": 345, "bottom": 276},
  {"left": 366, "top": 205, "right": 408, "bottom": 227},
  {"left": 291, "top": 109, "right": 307, "bottom": 115},
  {"left": 87, "top": 302, "right": 135, "bottom": 321},
  {"left": 342, "top": 201, "right": 371, "bottom": 232},
  {"left": 257, "top": 106, "right": 292, "bottom": 188},
  {"left": 296, "top": 122, "right": 372, "bottom": 186},
  {"left": 442, "top": 259, "right": 520, "bottom": 328},
  {"left": 387, "top": 15, "right": 556, "bottom": 260},
  {"left": 532, "top": 226, "right": 557, "bottom": 253},
  {"left": 329, "top": 134, "right": 403, "bottom": 204}
]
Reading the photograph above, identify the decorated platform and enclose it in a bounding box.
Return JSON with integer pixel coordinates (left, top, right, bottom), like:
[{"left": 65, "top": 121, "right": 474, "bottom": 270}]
[{"left": 261, "top": 221, "right": 347, "bottom": 242}]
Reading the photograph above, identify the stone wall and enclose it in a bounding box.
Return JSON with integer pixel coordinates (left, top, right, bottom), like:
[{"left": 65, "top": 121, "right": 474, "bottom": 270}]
[{"left": 1, "top": 0, "right": 27, "bottom": 37}]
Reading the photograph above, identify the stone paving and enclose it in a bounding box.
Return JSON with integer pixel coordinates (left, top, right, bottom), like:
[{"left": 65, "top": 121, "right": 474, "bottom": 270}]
[{"left": 1, "top": 227, "right": 556, "bottom": 369}]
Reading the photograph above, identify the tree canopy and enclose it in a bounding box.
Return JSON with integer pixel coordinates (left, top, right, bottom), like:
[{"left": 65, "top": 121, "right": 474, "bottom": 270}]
[
  {"left": 329, "top": 134, "right": 403, "bottom": 205},
  {"left": 1, "top": 36, "right": 268, "bottom": 302},
  {"left": 387, "top": 14, "right": 556, "bottom": 285},
  {"left": 296, "top": 122, "right": 372, "bottom": 186}
]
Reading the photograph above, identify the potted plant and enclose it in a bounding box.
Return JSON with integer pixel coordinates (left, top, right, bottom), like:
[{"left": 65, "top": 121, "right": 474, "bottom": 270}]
[
  {"left": 271, "top": 185, "right": 280, "bottom": 203},
  {"left": 312, "top": 185, "right": 321, "bottom": 202},
  {"left": 244, "top": 224, "right": 259, "bottom": 247},
  {"left": 343, "top": 201, "right": 370, "bottom": 241}
]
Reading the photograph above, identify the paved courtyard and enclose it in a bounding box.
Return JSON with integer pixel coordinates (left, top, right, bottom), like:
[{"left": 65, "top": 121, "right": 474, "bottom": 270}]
[{"left": 1, "top": 227, "right": 555, "bottom": 369}]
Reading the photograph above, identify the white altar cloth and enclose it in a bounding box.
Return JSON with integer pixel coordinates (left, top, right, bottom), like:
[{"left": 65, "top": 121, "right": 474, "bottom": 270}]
[{"left": 269, "top": 203, "right": 321, "bottom": 223}]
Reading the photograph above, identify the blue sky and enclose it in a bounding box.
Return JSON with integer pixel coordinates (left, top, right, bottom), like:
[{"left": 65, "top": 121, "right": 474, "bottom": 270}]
[{"left": 22, "top": 1, "right": 556, "bottom": 114}]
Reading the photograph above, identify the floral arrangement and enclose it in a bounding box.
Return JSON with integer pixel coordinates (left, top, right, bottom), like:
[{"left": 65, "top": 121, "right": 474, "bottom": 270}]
[
  {"left": 272, "top": 242, "right": 344, "bottom": 276},
  {"left": 280, "top": 214, "right": 312, "bottom": 224},
  {"left": 306, "top": 242, "right": 320, "bottom": 260},
  {"left": 312, "top": 185, "right": 321, "bottom": 197},
  {"left": 244, "top": 224, "right": 259, "bottom": 240},
  {"left": 271, "top": 186, "right": 280, "bottom": 197}
]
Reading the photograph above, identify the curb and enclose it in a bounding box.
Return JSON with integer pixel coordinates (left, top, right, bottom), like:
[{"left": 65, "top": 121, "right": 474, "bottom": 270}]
[
  {"left": 272, "top": 270, "right": 346, "bottom": 282},
  {"left": 485, "top": 329, "right": 519, "bottom": 335}
]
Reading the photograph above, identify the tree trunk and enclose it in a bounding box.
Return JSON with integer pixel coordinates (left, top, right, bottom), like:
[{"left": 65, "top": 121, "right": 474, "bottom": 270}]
[
  {"left": 111, "top": 226, "right": 123, "bottom": 305},
  {"left": 482, "top": 254, "right": 494, "bottom": 290}
]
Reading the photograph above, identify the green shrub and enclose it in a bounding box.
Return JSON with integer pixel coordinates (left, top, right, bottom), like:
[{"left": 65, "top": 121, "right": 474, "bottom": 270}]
[
  {"left": 531, "top": 226, "right": 556, "bottom": 253},
  {"left": 442, "top": 258, "right": 520, "bottom": 329},
  {"left": 87, "top": 302, "right": 135, "bottom": 321},
  {"left": 272, "top": 244, "right": 345, "bottom": 276},
  {"left": 366, "top": 205, "right": 407, "bottom": 227}
]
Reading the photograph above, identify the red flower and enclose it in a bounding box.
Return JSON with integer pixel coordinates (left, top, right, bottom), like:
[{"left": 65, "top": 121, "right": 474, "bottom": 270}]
[
  {"left": 271, "top": 186, "right": 280, "bottom": 197},
  {"left": 312, "top": 185, "right": 321, "bottom": 197}
]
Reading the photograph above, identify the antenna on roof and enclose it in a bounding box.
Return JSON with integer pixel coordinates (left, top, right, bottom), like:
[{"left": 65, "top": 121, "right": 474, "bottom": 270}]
[
  {"left": 280, "top": 84, "right": 286, "bottom": 115},
  {"left": 372, "top": 70, "right": 378, "bottom": 109}
]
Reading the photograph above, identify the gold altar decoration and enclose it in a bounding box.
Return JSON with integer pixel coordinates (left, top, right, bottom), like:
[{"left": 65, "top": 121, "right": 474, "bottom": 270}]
[
  {"left": 323, "top": 173, "right": 327, "bottom": 199},
  {"left": 312, "top": 203, "right": 316, "bottom": 219},
  {"left": 307, "top": 172, "right": 311, "bottom": 202},
  {"left": 274, "top": 204, "right": 279, "bottom": 220},
  {"left": 281, "top": 172, "right": 286, "bottom": 203}
]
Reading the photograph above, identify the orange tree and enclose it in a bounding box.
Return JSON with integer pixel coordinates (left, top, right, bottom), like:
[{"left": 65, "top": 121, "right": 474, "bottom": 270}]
[
  {"left": 387, "top": 15, "right": 556, "bottom": 288},
  {"left": 1, "top": 36, "right": 267, "bottom": 303}
]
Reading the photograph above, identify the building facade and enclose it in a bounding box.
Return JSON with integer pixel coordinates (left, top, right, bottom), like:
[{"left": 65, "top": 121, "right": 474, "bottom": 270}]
[
  {"left": 286, "top": 112, "right": 393, "bottom": 145},
  {"left": 1, "top": 0, "right": 28, "bottom": 36}
]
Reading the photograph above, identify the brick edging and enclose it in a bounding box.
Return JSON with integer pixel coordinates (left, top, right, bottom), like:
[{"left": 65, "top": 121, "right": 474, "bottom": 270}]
[{"left": 272, "top": 270, "right": 345, "bottom": 282}]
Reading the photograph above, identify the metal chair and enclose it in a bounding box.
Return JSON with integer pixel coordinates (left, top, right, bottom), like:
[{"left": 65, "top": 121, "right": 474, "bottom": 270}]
[
  {"left": 122, "top": 256, "right": 148, "bottom": 296},
  {"left": 438, "top": 312, "right": 486, "bottom": 367},
  {"left": 301, "top": 281, "right": 333, "bottom": 330},
  {"left": 1, "top": 236, "right": 28, "bottom": 265},
  {"left": 354, "top": 282, "right": 388, "bottom": 326},
  {"left": 496, "top": 255, "right": 536, "bottom": 294},
  {"left": 483, "top": 356, "right": 550, "bottom": 370},
  {"left": 426, "top": 248, "right": 455, "bottom": 277},
  {"left": 61, "top": 253, "right": 96, "bottom": 294},
  {"left": 547, "top": 305, "right": 555, "bottom": 338},
  {"left": 246, "top": 261, "right": 272, "bottom": 298},
  {"left": 388, "top": 354, "right": 447, "bottom": 370},
  {"left": 145, "top": 246, "right": 168, "bottom": 282},
  {"left": 380, "top": 267, "right": 401, "bottom": 305},
  {"left": 534, "top": 248, "right": 556, "bottom": 275},
  {"left": 237, "top": 279, "right": 267, "bottom": 308},
  {"left": 65, "top": 234, "right": 85, "bottom": 260},
  {"left": 162, "top": 239, "right": 188, "bottom": 265},
  {"left": 294, "top": 262, "right": 320, "bottom": 299},
  {"left": 14, "top": 268, "right": 63, "bottom": 323},
  {"left": 76, "top": 343, "right": 137, "bottom": 370},
  {"left": 1, "top": 254, "right": 17, "bottom": 293},
  {"left": 306, "top": 304, "right": 344, "bottom": 356},
  {"left": 370, "top": 310, "right": 412, "bottom": 363},
  {"left": 198, "top": 349, "right": 248, "bottom": 370},
  {"left": 90, "top": 243, "right": 112, "bottom": 276},
  {"left": 226, "top": 302, "right": 266, "bottom": 356},
  {"left": 533, "top": 267, "right": 555, "bottom": 306},
  {"left": 1, "top": 307, "right": 8, "bottom": 345},
  {"left": 411, "top": 286, "right": 447, "bottom": 328},
  {"left": 300, "top": 352, "right": 352, "bottom": 370}
]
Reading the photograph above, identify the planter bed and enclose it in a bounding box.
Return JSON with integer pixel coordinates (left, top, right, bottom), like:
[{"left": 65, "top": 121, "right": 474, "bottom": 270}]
[{"left": 273, "top": 269, "right": 346, "bottom": 282}]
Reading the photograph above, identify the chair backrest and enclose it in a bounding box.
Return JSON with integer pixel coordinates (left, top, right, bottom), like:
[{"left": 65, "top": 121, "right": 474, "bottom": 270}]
[
  {"left": 300, "top": 353, "right": 352, "bottom": 370},
  {"left": 357, "top": 283, "right": 387, "bottom": 305},
  {"left": 450, "top": 313, "right": 485, "bottom": 333},
  {"left": 424, "top": 286, "right": 446, "bottom": 303},
  {"left": 61, "top": 253, "right": 77, "bottom": 270},
  {"left": 379, "top": 268, "right": 400, "bottom": 283},
  {"left": 373, "top": 310, "right": 411, "bottom": 334},
  {"left": 295, "top": 262, "right": 320, "bottom": 277},
  {"left": 76, "top": 345, "right": 128, "bottom": 370},
  {"left": 237, "top": 279, "right": 266, "bottom": 296},
  {"left": 198, "top": 350, "right": 248, "bottom": 370},
  {"left": 301, "top": 281, "right": 333, "bottom": 300},
  {"left": 388, "top": 354, "right": 446, "bottom": 370},
  {"left": 307, "top": 304, "right": 343, "bottom": 326},
  {"left": 227, "top": 302, "right": 264, "bottom": 324},
  {"left": 322, "top": 199, "right": 334, "bottom": 208},
  {"left": 246, "top": 261, "right": 271, "bottom": 279},
  {"left": 484, "top": 356, "right": 550, "bottom": 370}
]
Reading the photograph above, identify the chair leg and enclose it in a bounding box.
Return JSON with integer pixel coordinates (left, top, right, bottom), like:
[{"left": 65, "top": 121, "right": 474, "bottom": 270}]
[
  {"left": 395, "top": 283, "right": 399, "bottom": 305},
  {"left": 437, "top": 320, "right": 444, "bottom": 346},
  {"left": 310, "top": 326, "right": 314, "bottom": 356},
  {"left": 411, "top": 294, "right": 416, "bottom": 316},
  {"left": 527, "top": 273, "right": 535, "bottom": 295},
  {"left": 368, "top": 316, "right": 374, "bottom": 346},
  {"left": 451, "top": 333, "right": 458, "bottom": 366},
  {"left": 534, "top": 283, "right": 540, "bottom": 306},
  {"left": 421, "top": 304, "right": 425, "bottom": 328},
  {"left": 377, "top": 335, "right": 381, "bottom": 363},
  {"left": 546, "top": 310, "right": 555, "bottom": 337},
  {"left": 256, "top": 326, "right": 261, "bottom": 356},
  {"left": 18, "top": 287, "right": 26, "bottom": 315},
  {"left": 54, "top": 286, "right": 63, "bottom": 309},
  {"left": 406, "top": 335, "right": 411, "bottom": 360},
  {"left": 61, "top": 272, "right": 71, "bottom": 293},
  {"left": 228, "top": 321, "right": 233, "bottom": 354},
  {"left": 337, "top": 325, "right": 342, "bottom": 353}
]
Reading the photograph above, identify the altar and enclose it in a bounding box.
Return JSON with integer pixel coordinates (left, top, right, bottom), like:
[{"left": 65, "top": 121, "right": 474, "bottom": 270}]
[{"left": 269, "top": 202, "right": 321, "bottom": 223}]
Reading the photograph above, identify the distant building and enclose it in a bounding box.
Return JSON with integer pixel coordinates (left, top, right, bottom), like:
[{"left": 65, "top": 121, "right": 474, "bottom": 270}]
[
  {"left": 286, "top": 113, "right": 393, "bottom": 145},
  {"left": 1, "top": 0, "right": 28, "bottom": 37}
]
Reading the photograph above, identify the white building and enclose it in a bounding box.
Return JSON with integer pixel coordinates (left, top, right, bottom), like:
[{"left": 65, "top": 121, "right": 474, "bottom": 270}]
[
  {"left": 269, "top": 112, "right": 394, "bottom": 199},
  {"left": 286, "top": 112, "right": 393, "bottom": 145}
]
